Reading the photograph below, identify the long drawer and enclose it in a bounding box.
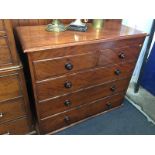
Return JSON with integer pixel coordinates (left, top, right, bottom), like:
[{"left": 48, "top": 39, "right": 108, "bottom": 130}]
[
  {"left": 38, "top": 78, "right": 130, "bottom": 119},
  {"left": 39, "top": 93, "right": 125, "bottom": 134},
  {"left": 36, "top": 62, "right": 135, "bottom": 101},
  {"left": 33, "top": 44, "right": 141, "bottom": 81},
  {"left": 0, "top": 97, "right": 26, "bottom": 123},
  {"left": 0, "top": 117, "right": 31, "bottom": 135}
]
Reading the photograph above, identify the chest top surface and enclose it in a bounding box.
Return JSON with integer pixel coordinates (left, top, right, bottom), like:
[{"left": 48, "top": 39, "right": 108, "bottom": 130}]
[{"left": 16, "top": 24, "right": 146, "bottom": 53}]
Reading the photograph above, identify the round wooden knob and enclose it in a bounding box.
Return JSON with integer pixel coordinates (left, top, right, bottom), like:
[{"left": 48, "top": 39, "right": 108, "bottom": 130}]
[
  {"left": 110, "top": 85, "right": 116, "bottom": 92},
  {"left": 115, "top": 69, "right": 121, "bottom": 75},
  {"left": 64, "top": 100, "right": 71, "bottom": 106},
  {"left": 118, "top": 52, "right": 125, "bottom": 59},
  {"left": 106, "top": 103, "right": 112, "bottom": 110},
  {"left": 64, "top": 116, "right": 70, "bottom": 123},
  {"left": 64, "top": 81, "right": 72, "bottom": 88},
  {"left": 65, "top": 63, "right": 73, "bottom": 70}
]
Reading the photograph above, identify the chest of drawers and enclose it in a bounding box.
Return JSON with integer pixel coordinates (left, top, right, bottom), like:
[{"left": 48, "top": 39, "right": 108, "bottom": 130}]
[
  {"left": 16, "top": 24, "right": 146, "bottom": 134},
  {"left": 0, "top": 20, "right": 33, "bottom": 135}
]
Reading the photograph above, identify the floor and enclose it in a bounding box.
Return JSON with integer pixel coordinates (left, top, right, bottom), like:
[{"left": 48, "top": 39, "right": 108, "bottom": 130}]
[
  {"left": 56, "top": 99, "right": 155, "bottom": 135},
  {"left": 126, "top": 82, "right": 155, "bottom": 122}
]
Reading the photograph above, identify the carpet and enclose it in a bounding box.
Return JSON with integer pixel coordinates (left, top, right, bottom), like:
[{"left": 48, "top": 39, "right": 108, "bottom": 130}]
[{"left": 56, "top": 99, "right": 155, "bottom": 135}]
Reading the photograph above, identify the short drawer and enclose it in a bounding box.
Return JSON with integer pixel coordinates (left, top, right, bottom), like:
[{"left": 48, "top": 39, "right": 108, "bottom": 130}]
[
  {"left": 39, "top": 93, "right": 125, "bottom": 134},
  {"left": 98, "top": 45, "right": 142, "bottom": 66},
  {"left": 0, "top": 46, "right": 12, "bottom": 66},
  {"left": 36, "top": 61, "right": 135, "bottom": 101},
  {"left": 0, "top": 72, "right": 22, "bottom": 102},
  {"left": 38, "top": 78, "right": 130, "bottom": 119},
  {"left": 0, "top": 37, "right": 7, "bottom": 47},
  {"left": 0, "top": 97, "right": 26, "bottom": 123},
  {"left": 33, "top": 51, "right": 98, "bottom": 81},
  {"left": 0, "top": 117, "right": 32, "bottom": 135}
]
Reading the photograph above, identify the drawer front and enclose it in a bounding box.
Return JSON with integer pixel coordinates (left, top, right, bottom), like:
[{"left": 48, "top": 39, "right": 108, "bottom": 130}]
[
  {"left": 0, "top": 117, "right": 31, "bottom": 135},
  {"left": 0, "top": 20, "right": 4, "bottom": 31},
  {"left": 36, "top": 62, "right": 135, "bottom": 101},
  {"left": 39, "top": 93, "right": 124, "bottom": 134},
  {"left": 0, "top": 37, "right": 7, "bottom": 46},
  {"left": 0, "top": 46, "right": 12, "bottom": 66},
  {"left": 0, "top": 73, "right": 22, "bottom": 102},
  {"left": 33, "top": 51, "right": 98, "bottom": 81},
  {"left": 98, "top": 45, "right": 141, "bottom": 66},
  {"left": 30, "top": 37, "right": 145, "bottom": 61},
  {"left": 38, "top": 78, "right": 130, "bottom": 119},
  {"left": 0, "top": 97, "right": 26, "bottom": 123}
]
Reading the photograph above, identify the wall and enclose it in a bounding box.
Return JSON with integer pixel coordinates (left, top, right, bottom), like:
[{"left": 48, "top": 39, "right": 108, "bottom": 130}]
[{"left": 122, "top": 19, "right": 153, "bottom": 82}]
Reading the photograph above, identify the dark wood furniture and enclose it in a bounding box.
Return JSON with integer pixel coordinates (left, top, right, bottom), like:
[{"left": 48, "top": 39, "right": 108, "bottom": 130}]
[
  {"left": 16, "top": 23, "right": 146, "bottom": 134},
  {"left": 0, "top": 20, "right": 33, "bottom": 135}
]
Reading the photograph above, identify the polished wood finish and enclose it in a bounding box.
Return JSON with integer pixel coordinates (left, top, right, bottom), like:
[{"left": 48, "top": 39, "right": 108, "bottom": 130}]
[
  {"left": 16, "top": 24, "right": 146, "bottom": 53},
  {"left": 40, "top": 93, "right": 125, "bottom": 134},
  {"left": 36, "top": 62, "right": 135, "bottom": 101},
  {"left": 0, "top": 117, "right": 32, "bottom": 135},
  {"left": 0, "top": 20, "right": 33, "bottom": 134},
  {"left": 38, "top": 78, "right": 130, "bottom": 119},
  {"left": 16, "top": 22, "right": 146, "bottom": 134},
  {"left": 0, "top": 97, "right": 26, "bottom": 123},
  {"left": 0, "top": 20, "right": 19, "bottom": 68}
]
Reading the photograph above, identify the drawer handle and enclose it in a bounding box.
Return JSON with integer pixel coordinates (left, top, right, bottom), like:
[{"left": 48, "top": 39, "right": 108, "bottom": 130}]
[
  {"left": 114, "top": 69, "right": 121, "bottom": 75},
  {"left": 110, "top": 85, "right": 116, "bottom": 92},
  {"left": 0, "top": 112, "right": 4, "bottom": 118},
  {"left": 65, "top": 63, "right": 73, "bottom": 70},
  {"left": 106, "top": 103, "right": 112, "bottom": 110},
  {"left": 64, "top": 116, "right": 70, "bottom": 123},
  {"left": 64, "top": 100, "right": 71, "bottom": 106},
  {"left": 118, "top": 52, "right": 125, "bottom": 59},
  {"left": 64, "top": 81, "right": 72, "bottom": 88}
]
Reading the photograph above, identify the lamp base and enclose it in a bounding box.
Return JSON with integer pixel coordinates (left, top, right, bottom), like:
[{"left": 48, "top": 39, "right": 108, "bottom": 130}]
[{"left": 46, "top": 20, "right": 66, "bottom": 32}]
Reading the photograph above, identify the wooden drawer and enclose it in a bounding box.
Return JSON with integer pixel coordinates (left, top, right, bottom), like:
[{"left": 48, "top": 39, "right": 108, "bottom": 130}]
[
  {"left": 30, "top": 37, "right": 145, "bottom": 61},
  {"left": 38, "top": 78, "right": 130, "bottom": 119},
  {"left": 33, "top": 51, "right": 98, "bottom": 81},
  {"left": 0, "top": 72, "right": 22, "bottom": 102},
  {"left": 33, "top": 44, "right": 141, "bottom": 81},
  {"left": 98, "top": 45, "right": 141, "bottom": 66},
  {"left": 0, "top": 97, "right": 26, "bottom": 123},
  {"left": 0, "top": 37, "right": 7, "bottom": 46},
  {"left": 0, "top": 117, "right": 32, "bottom": 135},
  {"left": 0, "top": 46, "right": 12, "bottom": 66},
  {"left": 39, "top": 93, "right": 125, "bottom": 134},
  {"left": 36, "top": 61, "right": 135, "bottom": 101}
]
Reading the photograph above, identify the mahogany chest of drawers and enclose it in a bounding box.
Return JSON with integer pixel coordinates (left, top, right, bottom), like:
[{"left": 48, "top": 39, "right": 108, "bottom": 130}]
[
  {"left": 16, "top": 24, "right": 146, "bottom": 134},
  {"left": 0, "top": 20, "right": 33, "bottom": 135}
]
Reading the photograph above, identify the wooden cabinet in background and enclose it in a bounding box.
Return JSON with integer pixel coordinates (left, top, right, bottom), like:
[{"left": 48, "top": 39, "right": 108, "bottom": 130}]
[
  {"left": 0, "top": 19, "right": 33, "bottom": 135},
  {"left": 16, "top": 23, "right": 146, "bottom": 134}
]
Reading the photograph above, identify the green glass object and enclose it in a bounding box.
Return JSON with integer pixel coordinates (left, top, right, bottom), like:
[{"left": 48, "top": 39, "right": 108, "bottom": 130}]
[
  {"left": 46, "top": 19, "right": 66, "bottom": 32},
  {"left": 92, "top": 19, "right": 104, "bottom": 29}
]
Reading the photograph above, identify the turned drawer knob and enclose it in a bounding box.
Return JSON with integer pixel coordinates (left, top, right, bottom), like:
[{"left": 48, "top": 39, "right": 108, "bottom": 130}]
[
  {"left": 115, "top": 69, "right": 121, "bottom": 75},
  {"left": 64, "top": 100, "right": 71, "bottom": 106},
  {"left": 65, "top": 63, "right": 73, "bottom": 70},
  {"left": 64, "top": 116, "right": 70, "bottom": 123},
  {"left": 118, "top": 52, "right": 125, "bottom": 59},
  {"left": 0, "top": 112, "right": 4, "bottom": 118},
  {"left": 106, "top": 103, "right": 112, "bottom": 110},
  {"left": 64, "top": 81, "right": 72, "bottom": 88},
  {"left": 110, "top": 85, "right": 116, "bottom": 92}
]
